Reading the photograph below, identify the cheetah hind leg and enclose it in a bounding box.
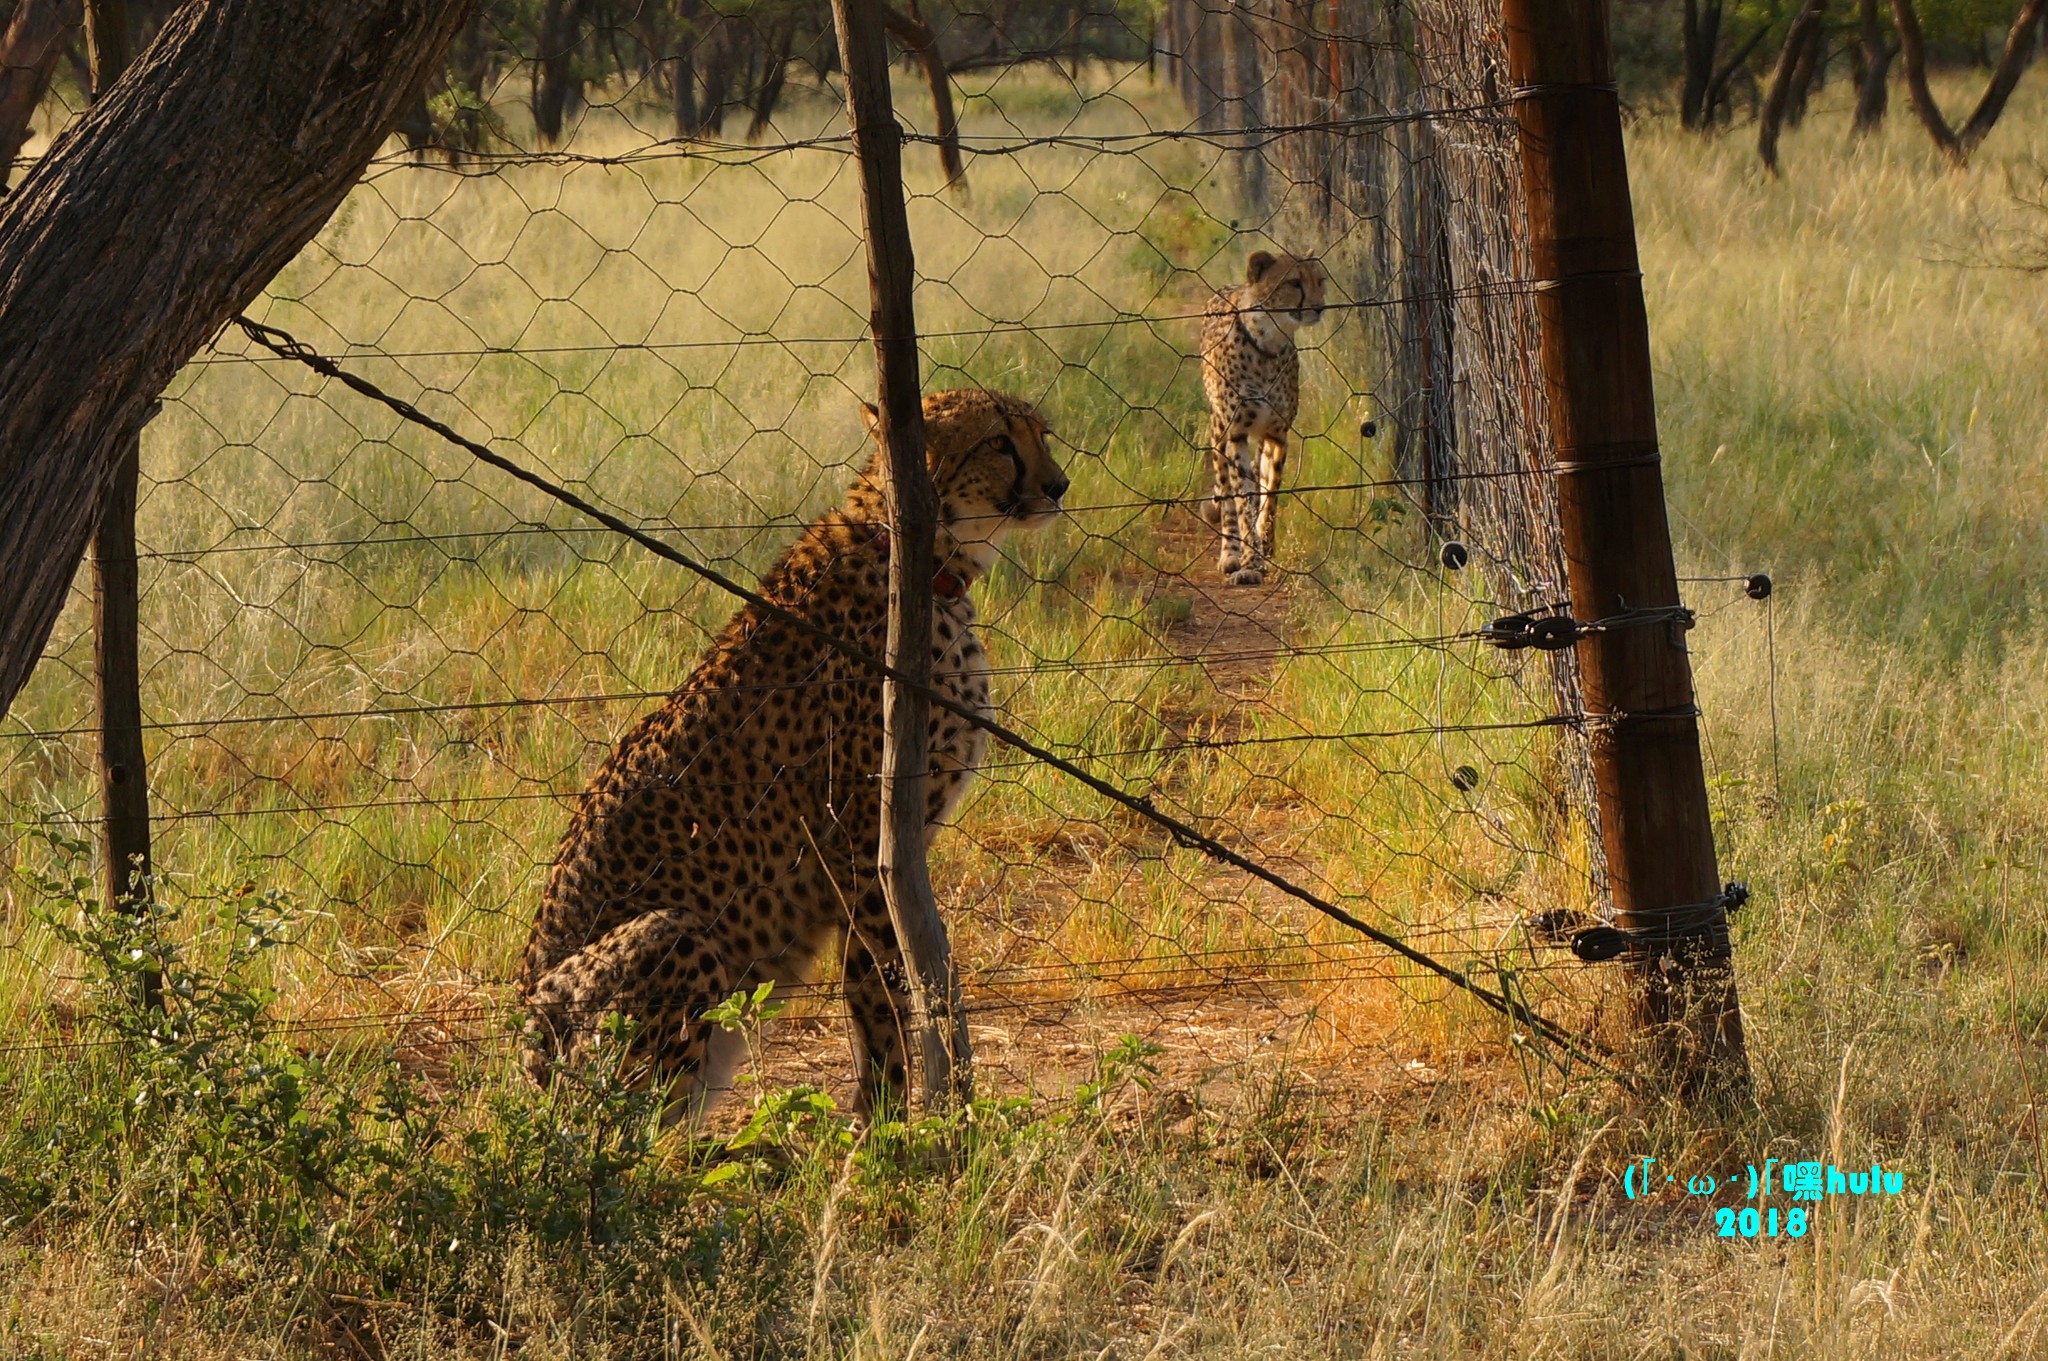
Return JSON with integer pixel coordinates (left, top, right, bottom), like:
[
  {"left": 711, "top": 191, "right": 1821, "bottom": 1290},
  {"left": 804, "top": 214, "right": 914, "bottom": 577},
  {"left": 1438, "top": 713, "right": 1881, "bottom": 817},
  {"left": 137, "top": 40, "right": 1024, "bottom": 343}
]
[{"left": 521, "top": 908, "right": 741, "bottom": 1129}]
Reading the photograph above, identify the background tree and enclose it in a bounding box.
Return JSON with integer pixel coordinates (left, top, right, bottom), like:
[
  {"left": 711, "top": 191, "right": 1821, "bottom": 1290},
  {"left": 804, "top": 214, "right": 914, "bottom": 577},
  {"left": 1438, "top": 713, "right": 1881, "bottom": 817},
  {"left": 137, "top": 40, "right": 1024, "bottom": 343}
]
[
  {"left": 1892, "top": 0, "right": 2047, "bottom": 163},
  {"left": 1854, "top": 0, "right": 1900, "bottom": 129},
  {"left": 0, "top": 0, "right": 476, "bottom": 719},
  {"left": 1759, "top": 0, "right": 1829, "bottom": 171}
]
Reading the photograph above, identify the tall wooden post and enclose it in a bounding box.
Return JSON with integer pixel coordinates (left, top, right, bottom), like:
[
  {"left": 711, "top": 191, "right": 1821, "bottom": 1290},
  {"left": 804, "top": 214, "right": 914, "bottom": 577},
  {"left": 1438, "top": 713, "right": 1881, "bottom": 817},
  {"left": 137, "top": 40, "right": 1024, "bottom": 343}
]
[
  {"left": 828, "top": 0, "right": 972, "bottom": 1111},
  {"left": 1501, "top": 2, "right": 1746, "bottom": 1091},
  {"left": 85, "top": 0, "right": 159, "bottom": 1011}
]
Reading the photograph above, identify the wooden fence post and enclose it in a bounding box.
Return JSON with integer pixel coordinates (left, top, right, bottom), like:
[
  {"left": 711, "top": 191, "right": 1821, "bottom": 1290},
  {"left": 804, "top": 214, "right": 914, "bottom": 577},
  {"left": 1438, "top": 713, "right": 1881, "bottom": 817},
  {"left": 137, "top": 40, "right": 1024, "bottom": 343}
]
[
  {"left": 1501, "top": 1, "right": 1747, "bottom": 1092},
  {"left": 827, "top": 0, "right": 973, "bottom": 1111},
  {"left": 85, "top": 0, "right": 160, "bottom": 1011}
]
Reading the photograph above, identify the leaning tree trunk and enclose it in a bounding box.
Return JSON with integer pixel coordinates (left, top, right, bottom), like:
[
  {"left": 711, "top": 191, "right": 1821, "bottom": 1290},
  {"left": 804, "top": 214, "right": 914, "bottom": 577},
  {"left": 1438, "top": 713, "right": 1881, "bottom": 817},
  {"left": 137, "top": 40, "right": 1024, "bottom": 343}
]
[
  {"left": 1759, "top": 0, "right": 1828, "bottom": 174},
  {"left": 884, "top": 1, "right": 964, "bottom": 187},
  {"left": 1783, "top": 9, "right": 1823, "bottom": 127},
  {"left": 0, "top": 0, "right": 477, "bottom": 720}
]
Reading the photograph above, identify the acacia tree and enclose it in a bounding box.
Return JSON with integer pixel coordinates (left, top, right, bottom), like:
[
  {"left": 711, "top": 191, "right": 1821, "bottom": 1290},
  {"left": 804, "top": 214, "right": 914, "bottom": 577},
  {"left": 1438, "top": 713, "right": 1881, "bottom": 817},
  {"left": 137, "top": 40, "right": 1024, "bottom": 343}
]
[
  {"left": 0, "top": 0, "right": 476, "bottom": 718},
  {"left": 1891, "top": 0, "right": 2047, "bottom": 165},
  {"left": 1758, "top": 0, "right": 1828, "bottom": 173}
]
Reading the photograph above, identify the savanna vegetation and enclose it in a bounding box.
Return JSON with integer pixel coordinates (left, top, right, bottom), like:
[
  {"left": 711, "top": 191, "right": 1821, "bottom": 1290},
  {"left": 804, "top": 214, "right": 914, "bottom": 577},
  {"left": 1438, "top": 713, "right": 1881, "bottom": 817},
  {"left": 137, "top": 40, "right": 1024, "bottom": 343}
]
[{"left": 5, "top": 3, "right": 2048, "bottom": 1356}]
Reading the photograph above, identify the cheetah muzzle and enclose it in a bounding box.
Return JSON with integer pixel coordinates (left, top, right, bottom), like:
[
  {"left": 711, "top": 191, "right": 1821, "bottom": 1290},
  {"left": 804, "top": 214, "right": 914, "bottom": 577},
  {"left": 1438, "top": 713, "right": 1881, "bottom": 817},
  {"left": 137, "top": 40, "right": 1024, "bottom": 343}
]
[{"left": 517, "top": 389, "right": 1068, "bottom": 1124}]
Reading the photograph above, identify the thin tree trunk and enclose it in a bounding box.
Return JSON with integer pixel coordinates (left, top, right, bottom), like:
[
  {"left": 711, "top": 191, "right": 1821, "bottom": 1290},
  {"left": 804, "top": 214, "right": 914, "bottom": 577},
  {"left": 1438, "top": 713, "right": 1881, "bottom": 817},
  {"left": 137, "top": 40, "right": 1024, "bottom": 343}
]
[
  {"left": 695, "top": 12, "right": 735, "bottom": 136},
  {"left": 0, "top": 0, "right": 476, "bottom": 720},
  {"left": 1854, "top": 0, "right": 1894, "bottom": 132},
  {"left": 0, "top": 0, "right": 81, "bottom": 188},
  {"left": 745, "top": 19, "right": 794, "bottom": 140},
  {"left": 884, "top": 1, "right": 964, "bottom": 186},
  {"left": 1784, "top": 10, "right": 1823, "bottom": 126},
  {"left": 670, "top": 0, "right": 700, "bottom": 137},
  {"left": 1703, "top": 22, "right": 1773, "bottom": 124},
  {"left": 1892, "top": 0, "right": 2048, "bottom": 165},
  {"left": 828, "top": 0, "right": 972, "bottom": 1114},
  {"left": 1173, "top": 0, "right": 1225, "bottom": 129},
  {"left": 533, "top": 0, "right": 588, "bottom": 144},
  {"left": 84, "top": 0, "right": 160, "bottom": 1011},
  {"left": 1682, "top": 0, "right": 1723, "bottom": 128},
  {"left": 1760, "top": 0, "right": 1828, "bottom": 174}
]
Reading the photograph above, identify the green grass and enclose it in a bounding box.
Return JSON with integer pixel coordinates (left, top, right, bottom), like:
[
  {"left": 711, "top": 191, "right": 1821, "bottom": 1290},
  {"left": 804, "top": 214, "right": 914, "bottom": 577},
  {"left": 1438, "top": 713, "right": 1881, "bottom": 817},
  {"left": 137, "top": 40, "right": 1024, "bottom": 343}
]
[{"left": 7, "top": 59, "right": 2048, "bottom": 1357}]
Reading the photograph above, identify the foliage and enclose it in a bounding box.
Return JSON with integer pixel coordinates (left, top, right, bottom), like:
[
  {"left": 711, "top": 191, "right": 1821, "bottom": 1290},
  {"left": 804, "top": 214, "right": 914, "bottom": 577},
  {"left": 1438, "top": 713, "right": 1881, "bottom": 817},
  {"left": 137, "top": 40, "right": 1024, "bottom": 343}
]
[{"left": 0, "top": 834, "right": 689, "bottom": 1298}]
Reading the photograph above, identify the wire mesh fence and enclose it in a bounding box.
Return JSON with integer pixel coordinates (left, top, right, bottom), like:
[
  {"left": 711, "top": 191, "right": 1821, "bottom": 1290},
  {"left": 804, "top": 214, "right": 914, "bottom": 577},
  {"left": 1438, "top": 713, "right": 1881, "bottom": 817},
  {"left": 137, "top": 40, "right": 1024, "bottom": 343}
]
[{"left": 0, "top": 2, "right": 1701, "bottom": 1106}]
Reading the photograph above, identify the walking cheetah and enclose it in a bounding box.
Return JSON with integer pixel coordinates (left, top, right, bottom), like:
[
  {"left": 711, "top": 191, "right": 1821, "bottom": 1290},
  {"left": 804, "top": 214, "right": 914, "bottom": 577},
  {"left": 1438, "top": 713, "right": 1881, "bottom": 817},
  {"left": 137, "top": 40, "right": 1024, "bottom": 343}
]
[
  {"left": 517, "top": 389, "right": 1068, "bottom": 1122},
  {"left": 1199, "top": 249, "right": 1327, "bottom": 585}
]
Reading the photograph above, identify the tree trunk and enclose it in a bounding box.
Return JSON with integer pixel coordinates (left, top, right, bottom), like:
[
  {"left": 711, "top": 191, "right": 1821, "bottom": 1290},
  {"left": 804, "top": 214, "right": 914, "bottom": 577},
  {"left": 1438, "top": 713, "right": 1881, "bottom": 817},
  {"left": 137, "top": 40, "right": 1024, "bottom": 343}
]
[
  {"left": 1219, "top": 0, "right": 1265, "bottom": 212},
  {"left": 0, "top": 0, "right": 476, "bottom": 721},
  {"left": 1165, "top": 0, "right": 1225, "bottom": 129},
  {"left": 1892, "top": 0, "right": 2048, "bottom": 166},
  {"left": 1759, "top": 0, "right": 1828, "bottom": 174},
  {"left": 1854, "top": 0, "right": 1894, "bottom": 132},
  {"left": 1681, "top": 0, "right": 1723, "bottom": 128},
  {"left": 884, "top": 1, "right": 964, "bottom": 186},
  {"left": 1784, "top": 9, "right": 1823, "bottom": 126},
  {"left": 669, "top": 0, "right": 700, "bottom": 138},
  {"left": 1702, "top": 22, "right": 1773, "bottom": 125},
  {"left": 695, "top": 12, "right": 735, "bottom": 136},
  {"left": 0, "top": 0, "right": 81, "bottom": 189},
  {"left": 745, "top": 19, "right": 794, "bottom": 140},
  {"left": 533, "top": 0, "right": 588, "bottom": 144},
  {"left": 827, "top": 0, "right": 973, "bottom": 1114}
]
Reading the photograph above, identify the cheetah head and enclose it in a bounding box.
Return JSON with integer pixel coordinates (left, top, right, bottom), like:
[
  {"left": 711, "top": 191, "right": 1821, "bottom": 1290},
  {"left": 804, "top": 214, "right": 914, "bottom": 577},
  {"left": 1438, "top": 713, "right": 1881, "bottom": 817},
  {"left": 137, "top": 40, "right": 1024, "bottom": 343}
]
[
  {"left": 860, "top": 389, "right": 1068, "bottom": 581},
  {"left": 1242, "top": 249, "right": 1328, "bottom": 345}
]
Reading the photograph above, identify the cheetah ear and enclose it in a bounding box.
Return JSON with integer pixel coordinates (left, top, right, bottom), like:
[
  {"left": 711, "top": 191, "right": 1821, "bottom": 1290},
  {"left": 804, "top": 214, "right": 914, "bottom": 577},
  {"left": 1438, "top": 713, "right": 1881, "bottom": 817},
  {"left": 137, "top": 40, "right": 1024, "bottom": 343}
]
[
  {"left": 1246, "top": 250, "right": 1277, "bottom": 283},
  {"left": 859, "top": 401, "right": 883, "bottom": 440}
]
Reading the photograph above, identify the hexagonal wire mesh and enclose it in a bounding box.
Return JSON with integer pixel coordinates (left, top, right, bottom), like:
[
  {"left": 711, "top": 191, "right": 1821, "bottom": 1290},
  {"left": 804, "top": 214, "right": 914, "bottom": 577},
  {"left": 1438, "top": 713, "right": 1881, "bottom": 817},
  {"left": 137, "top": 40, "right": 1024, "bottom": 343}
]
[{"left": 1, "top": 2, "right": 1695, "bottom": 1109}]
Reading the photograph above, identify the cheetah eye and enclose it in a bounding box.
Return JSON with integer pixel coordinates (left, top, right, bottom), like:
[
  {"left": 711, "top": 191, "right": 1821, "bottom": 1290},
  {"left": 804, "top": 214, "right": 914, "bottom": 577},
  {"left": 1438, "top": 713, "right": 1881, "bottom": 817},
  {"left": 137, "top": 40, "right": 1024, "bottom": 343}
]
[{"left": 990, "top": 435, "right": 1017, "bottom": 457}]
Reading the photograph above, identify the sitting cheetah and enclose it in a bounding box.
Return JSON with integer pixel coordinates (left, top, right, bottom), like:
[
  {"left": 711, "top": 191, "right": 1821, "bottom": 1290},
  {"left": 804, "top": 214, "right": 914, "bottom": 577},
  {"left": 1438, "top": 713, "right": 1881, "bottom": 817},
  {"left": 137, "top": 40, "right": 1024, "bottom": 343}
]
[
  {"left": 517, "top": 390, "right": 1067, "bottom": 1122},
  {"left": 1198, "top": 248, "right": 1327, "bottom": 585}
]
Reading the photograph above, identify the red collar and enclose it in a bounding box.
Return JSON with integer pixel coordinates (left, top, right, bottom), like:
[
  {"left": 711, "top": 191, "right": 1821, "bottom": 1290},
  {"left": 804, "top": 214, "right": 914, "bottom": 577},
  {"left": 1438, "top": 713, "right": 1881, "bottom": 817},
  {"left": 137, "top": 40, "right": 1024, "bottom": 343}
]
[{"left": 869, "top": 528, "right": 972, "bottom": 600}]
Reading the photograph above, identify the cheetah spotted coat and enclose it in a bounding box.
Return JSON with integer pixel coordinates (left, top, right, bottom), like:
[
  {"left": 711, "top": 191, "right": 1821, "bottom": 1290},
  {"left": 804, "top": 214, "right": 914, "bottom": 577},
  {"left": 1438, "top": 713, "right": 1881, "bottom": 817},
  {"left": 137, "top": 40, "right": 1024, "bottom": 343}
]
[
  {"left": 517, "top": 389, "right": 1066, "bottom": 1120},
  {"left": 1200, "top": 249, "right": 1328, "bottom": 585}
]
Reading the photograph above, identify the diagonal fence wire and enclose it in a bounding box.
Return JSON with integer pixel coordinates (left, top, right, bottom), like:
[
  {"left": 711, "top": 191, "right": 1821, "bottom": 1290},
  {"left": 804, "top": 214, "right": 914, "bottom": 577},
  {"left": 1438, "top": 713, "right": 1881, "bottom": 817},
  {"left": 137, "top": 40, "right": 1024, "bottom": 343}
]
[{"left": 231, "top": 313, "right": 1613, "bottom": 1076}]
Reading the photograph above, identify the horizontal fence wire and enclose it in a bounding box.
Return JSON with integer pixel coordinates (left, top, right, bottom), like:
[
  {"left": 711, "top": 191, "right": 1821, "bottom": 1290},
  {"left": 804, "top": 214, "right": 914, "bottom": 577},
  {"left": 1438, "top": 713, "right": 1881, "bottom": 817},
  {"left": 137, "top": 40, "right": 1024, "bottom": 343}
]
[{"left": 0, "top": 0, "right": 1730, "bottom": 1106}]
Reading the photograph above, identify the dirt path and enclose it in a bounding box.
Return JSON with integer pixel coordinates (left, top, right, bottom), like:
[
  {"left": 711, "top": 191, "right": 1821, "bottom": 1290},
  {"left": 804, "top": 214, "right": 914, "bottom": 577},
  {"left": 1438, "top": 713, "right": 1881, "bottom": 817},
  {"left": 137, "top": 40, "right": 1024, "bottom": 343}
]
[
  {"left": 387, "top": 502, "right": 1485, "bottom": 1121},
  {"left": 704, "top": 501, "right": 1436, "bottom": 1120},
  {"left": 1135, "top": 503, "right": 1300, "bottom": 746}
]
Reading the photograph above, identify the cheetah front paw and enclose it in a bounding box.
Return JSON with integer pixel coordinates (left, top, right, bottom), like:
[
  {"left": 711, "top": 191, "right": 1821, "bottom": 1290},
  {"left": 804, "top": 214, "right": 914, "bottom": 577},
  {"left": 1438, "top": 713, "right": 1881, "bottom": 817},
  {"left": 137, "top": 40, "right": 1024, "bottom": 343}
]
[{"left": 1226, "top": 565, "right": 1264, "bottom": 587}]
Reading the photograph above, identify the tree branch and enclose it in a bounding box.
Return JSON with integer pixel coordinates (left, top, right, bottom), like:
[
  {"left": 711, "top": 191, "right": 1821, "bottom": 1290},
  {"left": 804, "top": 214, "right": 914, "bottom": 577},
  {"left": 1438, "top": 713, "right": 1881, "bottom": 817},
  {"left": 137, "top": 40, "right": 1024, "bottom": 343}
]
[
  {"left": 1759, "top": 0, "right": 1827, "bottom": 173},
  {"left": 883, "top": 0, "right": 963, "bottom": 186}
]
